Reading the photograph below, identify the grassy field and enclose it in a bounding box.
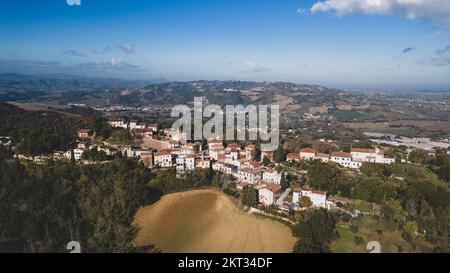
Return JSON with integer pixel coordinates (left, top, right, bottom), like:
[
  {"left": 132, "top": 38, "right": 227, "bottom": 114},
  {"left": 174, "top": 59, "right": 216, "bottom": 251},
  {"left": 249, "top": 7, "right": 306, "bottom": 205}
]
[
  {"left": 345, "top": 122, "right": 419, "bottom": 136},
  {"left": 132, "top": 189, "right": 296, "bottom": 253},
  {"left": 331, "top": 217, "right": 434, "bottom": 253},
  {"left": 330, "top": 110, "right": 367, "bottom": 120},
  {"left": 346, "top": 120, "right": 450, "bottom": 134}
]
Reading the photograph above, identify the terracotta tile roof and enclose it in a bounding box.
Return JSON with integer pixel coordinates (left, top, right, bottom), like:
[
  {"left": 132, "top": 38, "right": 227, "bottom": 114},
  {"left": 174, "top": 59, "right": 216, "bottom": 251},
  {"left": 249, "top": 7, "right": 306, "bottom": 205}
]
[
  {"left": 300, "top": 148, "right": 316, "bottom": 154},
  {"left": 155, "top": 149, "right": 172, "bottom": 156},
  {"left": 263, "top": 168, "right": 275, "bottom": 173},
  {"left": 266, "top": 183, "right": 282, "bottom": 193},
  {"left": 351, "top": 148, "right": 375, "bottom": 153},
  {"left": 239, "top": 168, "right": 259, "bottom": 175},
  {"left": 331, "top": 151, "right": 352, "bottom": 158}
]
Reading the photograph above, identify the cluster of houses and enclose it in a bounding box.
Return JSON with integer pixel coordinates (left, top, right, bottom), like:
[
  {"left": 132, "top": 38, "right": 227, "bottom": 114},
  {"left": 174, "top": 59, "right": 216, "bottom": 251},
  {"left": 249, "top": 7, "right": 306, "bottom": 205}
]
[
  {"left": 287, "top": 147, "right": 395, "bottom": 169},
  {"left": 149, "top": 137, "right": 292, "bottom": 206},
  {"left": 108, "top": 119, "right": 158, "bottom": 138}
]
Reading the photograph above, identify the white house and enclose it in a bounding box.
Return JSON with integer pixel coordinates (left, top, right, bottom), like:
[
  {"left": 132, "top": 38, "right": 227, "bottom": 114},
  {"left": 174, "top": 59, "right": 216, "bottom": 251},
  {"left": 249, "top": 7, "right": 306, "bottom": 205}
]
[
  {"left": 185, "top": 155, "right": 197, "bottom": 171},
  {"left": 180, "top": 144, "right": 195, "bottom": 156},
  {"left": 292, "top": 187, "right": 327, "bottom": 208},
  {"left": 351, "top": 147, "right": 395, "bottom": 165},
  {"left": 64, "top": 148, "right": 85, "bottom": 161},
  {"left": 117, "top": 145, "right": 133, "bottom": 157},
  {"left": 351, "top": 148, "right": 377, "bottom": 162},
  {"left": 262, "top": 168, "right": 282, "bottom": 184},
  {"left": 209, "top": 148, "right": 225, "bottom": 161},
  {"left": 129, "top": 120, "right": 138, "bottom": 130},
  {"left": 287, "top": 153, "right": 300, "bottom": 162},
  {"left": 196, "top": 157, "right": 211, "bottom": 169},
  {"left": 108, "top": 120, "right": 127, "bottom": 129},
  {"left": 212, "top": 162, "right": 224, "bottom": 172},
  {"left": 314, "top": 153, "right": 330, "bottom": 163},
  {"left": 154, "top": 149, "right": 173, "bottom": 168},
  {"left": 299, "top": 148, "right": 316, "bottom": 160},
  {"left": 331, "top": 152, "right": 361, "bottom": 169},
  {"left": 258, "top": 183, "right": 282, "bottom": 206},
  {"left": 223, "top": 163, "right": 238, "bottom": 176},
  {"left": 176, "top": 156, "right": 186, "bottom": 173},
  {"left": 238, "top": 168, "right": 261, "bottom": 184}
]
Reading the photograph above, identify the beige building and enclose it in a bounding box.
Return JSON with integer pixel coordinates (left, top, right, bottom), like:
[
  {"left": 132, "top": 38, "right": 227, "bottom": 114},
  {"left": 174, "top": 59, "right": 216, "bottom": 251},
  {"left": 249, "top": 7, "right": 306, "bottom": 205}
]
[
  {"left": 258, "top": 183, "right": 282, "bottom": 206},
  {"left": 299, "top": 148, "right": 316, "bottom": 160},
  {"left": 238, "top": 168, "right": 261, "bottom": 184},
  {"left": 154, "top": 149, "right": 173, "bottom": 168}
]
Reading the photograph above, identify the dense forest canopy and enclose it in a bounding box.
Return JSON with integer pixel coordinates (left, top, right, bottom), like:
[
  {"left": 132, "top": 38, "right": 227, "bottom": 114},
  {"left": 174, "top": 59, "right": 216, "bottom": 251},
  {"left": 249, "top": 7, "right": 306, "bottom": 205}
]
[{"left": 0, "top": 149, "right": 156, "bottom": 253}]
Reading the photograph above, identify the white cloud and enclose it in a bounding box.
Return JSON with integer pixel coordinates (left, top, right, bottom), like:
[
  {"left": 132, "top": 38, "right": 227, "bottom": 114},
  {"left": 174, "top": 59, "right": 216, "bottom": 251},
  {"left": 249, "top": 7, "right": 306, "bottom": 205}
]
[
  {"left": 310, "top": 0, "right": 450, "bottom": 27},
  {"left": 119, "top": 44, "right": 135, "bottom": 54},
  {"left": 244, "top": 61, "right": 271, "bottom": 73},
  {"left": 66, "top": 0, "right": 81, "bottom": 6},
  {"left": 0, "top": 59, "right": 147, "bottom": 77},
  {"left": 297, "top": 8, "right": 309, "bottom": 15}
]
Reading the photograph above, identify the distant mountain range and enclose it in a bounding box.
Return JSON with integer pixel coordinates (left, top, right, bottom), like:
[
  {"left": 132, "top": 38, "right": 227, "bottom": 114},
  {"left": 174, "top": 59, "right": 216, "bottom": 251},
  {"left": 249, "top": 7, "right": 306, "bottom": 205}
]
[
  {"left": 0, "top": 73, "right": 340, "bottom": 106},
  {"left": 0, "top": 73, "right": 168, "bottom": 102}
]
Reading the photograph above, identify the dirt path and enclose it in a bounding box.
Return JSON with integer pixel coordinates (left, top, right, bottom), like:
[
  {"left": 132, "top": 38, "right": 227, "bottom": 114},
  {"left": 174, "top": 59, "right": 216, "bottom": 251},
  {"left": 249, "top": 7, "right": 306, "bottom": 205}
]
[{"left": 133, "top": 189, "right": 295, "bottom": 253}]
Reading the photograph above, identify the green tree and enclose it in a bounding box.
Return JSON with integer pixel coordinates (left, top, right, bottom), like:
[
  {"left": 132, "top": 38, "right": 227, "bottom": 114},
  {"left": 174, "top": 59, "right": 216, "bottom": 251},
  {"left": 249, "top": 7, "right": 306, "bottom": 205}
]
[
  {"left": 273, "top": 145, "right": 286, "bottom": 163},
  {"left": 241, "top": 186, "right": 258, "bottom": 207},
  {"left": 438, "top": 165, "right": 450, "bottom": 182},
  {"left": 382, "top": 199, "right": 407, "bottom": 231},
  {"left": 292, "top": 209, "right": 337, "bottom": 253},
  {"left": 409, "top": 149, "right": 428, "bottom": 164},
  {"left": 300, "top": 196, "right": 312, "bottom": 208},
  {"left": 402, "top": 220, "right": 419, "bottom": 242},
  {"left": 309, "top": 164, "right": 334, "bottom": 191}
]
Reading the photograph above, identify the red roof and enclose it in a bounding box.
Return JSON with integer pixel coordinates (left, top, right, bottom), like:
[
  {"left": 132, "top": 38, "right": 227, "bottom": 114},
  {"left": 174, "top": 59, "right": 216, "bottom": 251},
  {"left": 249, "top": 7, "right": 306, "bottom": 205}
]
[
  {"left": 351, "top": 148, "right": 375, "bottom": 153},
  {"left": 300, "top": 148, "right": 316, "bottom": 154},
  {"left": 266, "top": 183, "right": 282, "bottom": 193},
  {"left": 331, "top": 151, "right": 352, "bottom": 158},
  {"left": 155, "top": 149, "right": 172, "bottom": 156}
]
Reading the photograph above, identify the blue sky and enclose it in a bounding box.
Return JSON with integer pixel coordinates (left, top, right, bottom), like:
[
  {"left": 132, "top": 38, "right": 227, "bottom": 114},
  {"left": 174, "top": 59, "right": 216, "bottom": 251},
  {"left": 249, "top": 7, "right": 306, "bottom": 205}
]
[{"left": 0, "top": 0, "right": 450, "bottom": 90}]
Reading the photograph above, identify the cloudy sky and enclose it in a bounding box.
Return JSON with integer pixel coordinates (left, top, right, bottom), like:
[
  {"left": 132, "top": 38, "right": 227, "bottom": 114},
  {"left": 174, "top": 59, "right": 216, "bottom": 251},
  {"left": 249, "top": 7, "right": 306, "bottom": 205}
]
[{"left": 0, "top": 0, "right": 450, "bottom": 90}]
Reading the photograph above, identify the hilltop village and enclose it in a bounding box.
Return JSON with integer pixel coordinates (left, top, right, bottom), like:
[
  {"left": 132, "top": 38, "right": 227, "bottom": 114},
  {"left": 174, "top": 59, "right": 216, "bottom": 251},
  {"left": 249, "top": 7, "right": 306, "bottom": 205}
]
[{"left": 8, "top": 115, "right": 448, "bottom": 218}]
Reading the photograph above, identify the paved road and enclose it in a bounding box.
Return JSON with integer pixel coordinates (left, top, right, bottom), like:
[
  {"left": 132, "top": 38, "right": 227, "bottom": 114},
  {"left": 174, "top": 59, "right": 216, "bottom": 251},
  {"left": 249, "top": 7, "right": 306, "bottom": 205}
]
[{"left": 276, "top": 188, "right": 291, "bottom": 207}]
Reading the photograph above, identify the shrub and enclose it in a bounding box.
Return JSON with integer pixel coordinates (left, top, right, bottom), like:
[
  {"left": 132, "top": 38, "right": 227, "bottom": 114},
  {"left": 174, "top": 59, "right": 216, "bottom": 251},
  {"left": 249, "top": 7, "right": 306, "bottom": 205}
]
[{"left": 354, "top": 236, "right": 364, "bottom": 246}]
